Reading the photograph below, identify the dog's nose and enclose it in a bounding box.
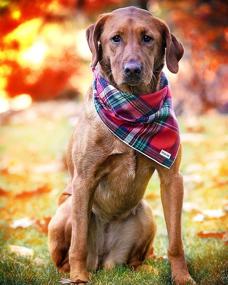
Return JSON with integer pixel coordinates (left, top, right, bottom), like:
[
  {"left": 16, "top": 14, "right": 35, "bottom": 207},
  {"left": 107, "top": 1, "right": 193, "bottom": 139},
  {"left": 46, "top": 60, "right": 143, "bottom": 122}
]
[{"left": 124, "top": 61, "right": 142, "bottom": 77}]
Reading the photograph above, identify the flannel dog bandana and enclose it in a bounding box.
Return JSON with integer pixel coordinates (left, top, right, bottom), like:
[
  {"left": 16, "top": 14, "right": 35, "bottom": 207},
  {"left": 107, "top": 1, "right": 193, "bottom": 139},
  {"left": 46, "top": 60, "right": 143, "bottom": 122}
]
[{"left": 93, "top": 70, "right": 180, "bottom": 168}]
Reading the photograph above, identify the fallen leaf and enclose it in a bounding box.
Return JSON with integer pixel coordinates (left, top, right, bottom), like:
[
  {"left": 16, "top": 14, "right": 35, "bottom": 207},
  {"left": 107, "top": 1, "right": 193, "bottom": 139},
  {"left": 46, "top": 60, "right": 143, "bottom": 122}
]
[
  {"left": 9, "top": 245, "right": 34, "bottom": 257},
  {"left": 15, "top": 184, "right": 51, "bottom": 199},
  {"left": 219, "top": 161, "right": 228, "bottom": 176},
  {"left": 154, "top": 255, "right": 168, "bottom": 261},
  {"left": 186, "top": 125, "right": 205, "bottom": 133},
  {"left": 34, "top": 257, "right": 46, "bottom": 266},
  {"left": 0, "top": 168, "right": 9, "bottom": 175},
  {"left": 11, "top": 217, "right": 34, "bottom": 229},
  {"left": 223, "top": 203, "right": 228, "bottom": 213},
  {"left": 153, "top": 209, "right": 163, "bottom": 218},
  {"left": 136, "top": 264, "right": 159, "bottom": 274},
  {"left": 183, "top": 202, "right": 201, "bottom": 213},
  {"left": 35, "top": 216, "right": 51, "bottom": 234},
  {"left": 222, "top": 232, "right": 228, "bottom": 245},
  {"left": 31, "top": 162, "right": 63, "bottom": 174},
  {"left": 193, "top": 214, "right": 205, "bottom": 222},
  {"left": 60, "top": 278, "right": 72, "bottom": 285},
  {"left": 145, "top": 192, "right": 159, "bottom": 200},
  {"left": 202, "top": 209, "right": 226, "bottom": 219},
  {"left": 185, "top": 117, "right": 205, "bottom": 133},
  {"left": 0, "top": 187, "right": 10, "bottom": 197},
  {"left": 192, "top": 209, "right": 227, "bottom": 222},
  {"left": 197, "top": 231, "right": 227, "bottom": 239},
  {"left": 212, "top": 179, "right": 228, "bottom": 188}
]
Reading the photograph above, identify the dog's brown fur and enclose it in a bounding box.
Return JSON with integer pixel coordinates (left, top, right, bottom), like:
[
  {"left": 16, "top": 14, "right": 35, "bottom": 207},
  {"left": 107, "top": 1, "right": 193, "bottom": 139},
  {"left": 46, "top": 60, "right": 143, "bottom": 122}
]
[{"left": 48, "top": 7, "right": 195, "bottom": 285}]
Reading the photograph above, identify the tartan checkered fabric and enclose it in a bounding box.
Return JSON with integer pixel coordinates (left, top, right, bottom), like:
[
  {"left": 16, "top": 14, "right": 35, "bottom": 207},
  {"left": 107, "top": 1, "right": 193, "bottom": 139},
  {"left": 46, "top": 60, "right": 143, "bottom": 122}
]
[{"left": 93, "top": 70, "right": 180, "bottom": 168}]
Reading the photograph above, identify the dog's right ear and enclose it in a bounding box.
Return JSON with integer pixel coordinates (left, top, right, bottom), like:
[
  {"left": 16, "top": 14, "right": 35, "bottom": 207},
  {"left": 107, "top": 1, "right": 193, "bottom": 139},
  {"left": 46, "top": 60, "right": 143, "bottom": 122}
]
[{"left": 86, "top": 14, "right": 110, "bottom": 68}]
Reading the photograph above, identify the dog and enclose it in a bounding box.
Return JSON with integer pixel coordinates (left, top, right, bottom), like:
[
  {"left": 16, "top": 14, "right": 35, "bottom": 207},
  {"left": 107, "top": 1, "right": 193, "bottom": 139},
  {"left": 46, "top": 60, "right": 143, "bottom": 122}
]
[{"left": 48, "top": 6, "right": 196, "bottom": 285}]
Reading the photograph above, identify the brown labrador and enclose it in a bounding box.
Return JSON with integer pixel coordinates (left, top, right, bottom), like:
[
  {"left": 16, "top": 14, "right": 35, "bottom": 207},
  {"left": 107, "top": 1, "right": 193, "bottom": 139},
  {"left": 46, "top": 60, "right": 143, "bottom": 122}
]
[{"left": 48, "top": 6, "right": 196, "bottom": 285}]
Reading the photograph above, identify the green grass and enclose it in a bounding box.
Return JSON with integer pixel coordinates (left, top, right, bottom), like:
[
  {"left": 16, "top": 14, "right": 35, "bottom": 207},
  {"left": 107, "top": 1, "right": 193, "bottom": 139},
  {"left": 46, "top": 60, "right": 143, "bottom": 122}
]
[{"left": 0, "top": 108, "right": 227, "bottom": 284}]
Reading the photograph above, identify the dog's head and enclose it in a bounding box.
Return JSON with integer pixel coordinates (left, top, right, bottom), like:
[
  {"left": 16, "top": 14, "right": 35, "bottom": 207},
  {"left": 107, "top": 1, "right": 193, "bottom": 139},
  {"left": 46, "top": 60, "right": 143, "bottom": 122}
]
[{"left": 86, "top": 7, "right": 183, "bottom": 90}]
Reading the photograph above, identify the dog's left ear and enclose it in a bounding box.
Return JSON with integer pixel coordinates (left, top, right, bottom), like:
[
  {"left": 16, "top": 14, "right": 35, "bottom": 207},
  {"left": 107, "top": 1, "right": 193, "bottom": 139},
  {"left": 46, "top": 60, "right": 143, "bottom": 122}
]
[
  {"left": 163, "top": 25, "right": 184, "bottom": 73},
  {"left": 86, "top": 14, "right": 110, "bottom": 68},
  {"left": 165, "top": 33, "right": 184, "bottom": 73}
]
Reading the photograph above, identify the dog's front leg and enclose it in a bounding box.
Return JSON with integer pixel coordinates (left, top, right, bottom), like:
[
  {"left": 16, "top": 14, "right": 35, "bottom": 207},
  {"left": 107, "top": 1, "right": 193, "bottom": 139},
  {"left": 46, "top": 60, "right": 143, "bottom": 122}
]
[
  {"left": 158, "top": 151, "right": 196, "bottom": 285},
  {"left": 69, "top": 175, "right": 96, "bottom": 284}
]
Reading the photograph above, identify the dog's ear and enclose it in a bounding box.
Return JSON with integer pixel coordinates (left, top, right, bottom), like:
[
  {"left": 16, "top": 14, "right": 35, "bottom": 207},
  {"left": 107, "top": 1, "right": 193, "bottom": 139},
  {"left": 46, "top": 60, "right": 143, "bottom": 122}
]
[
  {"left": 163, "top": 25, "right": 184, "bottom": 73},
  {"left": 165, "top": 33, "right": 184, "bottom": 73},
  {"left": 165, "top": 27, "right": 184, "bottom": 73},
  {"left": 153, "top": 17, "right": 184, "bottom": 73},
  {"left": 86, "top": 14, "right": 110, "bottom": 68}
]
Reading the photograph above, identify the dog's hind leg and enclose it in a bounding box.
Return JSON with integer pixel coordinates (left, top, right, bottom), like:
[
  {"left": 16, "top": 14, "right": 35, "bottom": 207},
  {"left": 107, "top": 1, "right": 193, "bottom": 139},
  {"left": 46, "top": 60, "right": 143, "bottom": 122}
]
[{"left": 102, "top": 200, "right": 156, "bottom": 270}]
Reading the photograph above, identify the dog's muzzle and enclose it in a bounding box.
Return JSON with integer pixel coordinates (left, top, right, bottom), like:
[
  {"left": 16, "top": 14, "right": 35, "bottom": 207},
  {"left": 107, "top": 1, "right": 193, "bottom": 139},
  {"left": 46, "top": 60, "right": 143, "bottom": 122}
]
[{"left": 123, "top": 60, "right": 142, "bottom": 85}]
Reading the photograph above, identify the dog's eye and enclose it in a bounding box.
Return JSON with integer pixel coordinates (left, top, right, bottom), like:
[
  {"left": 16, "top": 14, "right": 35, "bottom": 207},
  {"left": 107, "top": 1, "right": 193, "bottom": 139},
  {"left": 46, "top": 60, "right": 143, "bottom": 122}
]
[
  {"left": 111, "top": 35, "right": 121, "bottom": 43},
  {"left": 142, "top": 35, "right": 153, "bottom": 43}
]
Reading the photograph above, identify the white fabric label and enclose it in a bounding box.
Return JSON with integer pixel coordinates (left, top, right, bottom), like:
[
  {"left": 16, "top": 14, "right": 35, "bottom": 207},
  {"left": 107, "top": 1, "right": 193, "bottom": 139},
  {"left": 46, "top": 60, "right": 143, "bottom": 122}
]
[{"left": 160, "top": 149, "right": 171, "bottom": 159}]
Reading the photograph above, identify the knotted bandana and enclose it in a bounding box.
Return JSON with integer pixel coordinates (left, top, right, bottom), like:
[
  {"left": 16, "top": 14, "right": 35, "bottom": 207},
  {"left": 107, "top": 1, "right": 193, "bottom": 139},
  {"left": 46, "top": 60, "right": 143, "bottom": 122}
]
[{"left": 92, "top": 70, "right": 180, "bottom": 168}]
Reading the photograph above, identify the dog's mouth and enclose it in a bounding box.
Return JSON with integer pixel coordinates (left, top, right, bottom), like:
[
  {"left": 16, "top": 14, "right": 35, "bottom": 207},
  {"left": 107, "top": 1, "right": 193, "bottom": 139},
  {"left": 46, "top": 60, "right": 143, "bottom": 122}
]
[{"left": 122, "top": 75, "right": 142, "bottom": 86}]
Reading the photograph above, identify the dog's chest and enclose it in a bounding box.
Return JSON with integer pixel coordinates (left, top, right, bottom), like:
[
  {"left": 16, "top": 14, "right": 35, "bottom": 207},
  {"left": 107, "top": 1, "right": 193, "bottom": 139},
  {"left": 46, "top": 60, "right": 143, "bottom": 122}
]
[
  {"left": 93, "top": 137, "right": 154, "bottom": 220},
  {"left": 84, "top": 108, "right": 155, "bottom": 219}
]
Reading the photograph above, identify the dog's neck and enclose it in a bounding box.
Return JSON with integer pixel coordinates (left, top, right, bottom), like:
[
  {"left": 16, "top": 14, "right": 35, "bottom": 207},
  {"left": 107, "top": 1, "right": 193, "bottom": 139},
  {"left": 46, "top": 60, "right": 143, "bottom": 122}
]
[{"left": 97, "top": 63, "right": 163, "bottom": 95}]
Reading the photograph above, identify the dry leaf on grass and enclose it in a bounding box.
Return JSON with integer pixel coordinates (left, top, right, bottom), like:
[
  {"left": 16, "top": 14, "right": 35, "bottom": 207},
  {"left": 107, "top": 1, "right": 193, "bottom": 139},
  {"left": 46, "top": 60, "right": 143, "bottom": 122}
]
[
  {"left": 10, "top": 217, "right": 34, "bottom": 229},
  {"left": 15, "top": 184, "right": 51, "bottom": 199},
  {"left": 10, "top": 216, "right": 51, "bottom": 234},
  {"left": 34, "top": 257, "right": 46, "bottom": 266},
  {"left": 193, "top": 214, "right": 205, "bottom": 222},
  {"left": 153, "top": 209, "right": 163, "bottom": 218},
  {"left": 183, "top": 202, "right": 201, "bottom": 213},
  {"left": 0, "top": 168, "right": 10, "bottom": 175},
  {"left": 192, "top": 209, "right": 227, "bottom": 222},
  {"left": 185, "top": 117, "right": 205, "bottom": 133},
  {"left": 222, "top": 232, "right": 228, "bottom": 245},
  {"left": 136, "top": 264, "right": 159, "bottom": 274},
  {"left": 0, "top": 187, "right": 10, "bottom": 197},
  {"left": 35, "top": 216, "right": 51, "bottom": 234},
  {"left": 31, "top": 162, "right": 63, "bottom": 174},
  {"left": 9, "top": 245, "right": 34, "bottom": 257},
  {"left": 59, "top": 278, "right": 73, "bottom": 285},
  {"left": 145, "top": 192, "right": 159, "bottom": 200},
  {"left": 219, "top": 161, "right": 228, "bottom": 176},
  {"left": 223, "top": 203, "right": 228, "bottom": 213},
  {"left": 202, "top": 209, "right": 225, "bottom": 218},
  {"left": 197, "top": 231, "right": 227, "bottom": 240},
  {"left": 147, "top": 255, "right": 168, "bottom": 262}
]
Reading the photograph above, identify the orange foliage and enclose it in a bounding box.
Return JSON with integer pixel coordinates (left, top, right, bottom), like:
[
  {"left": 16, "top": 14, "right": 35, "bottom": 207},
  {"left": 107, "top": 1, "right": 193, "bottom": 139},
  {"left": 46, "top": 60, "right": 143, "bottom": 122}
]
[
  {"left": 0, "top": 0, "right": 122, "bottom": 100},
  {"left": 0, "top": 0, "right": 227, "bottom": 106},
  {"left": 14, "top": 184, "right": 51, "bottom": 199},
  {"left": 0, "top": 0, "right": 80, "bottom": 99},
  {"left": 161, "top": 1, "right": 227, "bottom": 64},
  {"left": 149, "top": 0, "right": 228, "bottom": 112}
]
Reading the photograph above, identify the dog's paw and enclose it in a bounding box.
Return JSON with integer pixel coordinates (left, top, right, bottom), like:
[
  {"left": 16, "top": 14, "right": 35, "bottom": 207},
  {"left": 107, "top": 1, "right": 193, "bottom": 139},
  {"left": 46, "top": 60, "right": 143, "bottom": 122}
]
[
  {"left": 69, "top": 270, "right": 91, "bottom": 284},
  {"left": 172, "top": 273, "right": 197, "bottom": 285},
  {"left": 60, "top": 278, "right": 88, "bottom": 285}
]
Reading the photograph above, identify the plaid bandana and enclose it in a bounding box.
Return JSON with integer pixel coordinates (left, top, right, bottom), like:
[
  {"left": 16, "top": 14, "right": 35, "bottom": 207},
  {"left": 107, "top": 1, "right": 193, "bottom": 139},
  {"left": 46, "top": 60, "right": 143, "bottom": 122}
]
[{"left": 93, "top": 70, "right": 180, "bottom": 168}]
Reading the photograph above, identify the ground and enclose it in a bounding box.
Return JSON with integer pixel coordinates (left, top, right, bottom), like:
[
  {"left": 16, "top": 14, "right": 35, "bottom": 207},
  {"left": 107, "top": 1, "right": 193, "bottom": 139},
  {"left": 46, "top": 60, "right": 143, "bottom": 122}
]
[{"left": 0, "top": 102, "right": 227, "bottom": 285}]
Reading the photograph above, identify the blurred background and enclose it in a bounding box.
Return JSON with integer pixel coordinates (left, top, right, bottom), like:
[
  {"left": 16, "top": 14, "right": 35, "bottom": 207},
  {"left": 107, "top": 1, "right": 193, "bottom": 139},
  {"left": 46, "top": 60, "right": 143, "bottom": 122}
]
[
  {"left": 0, "top": 0, "right": 227, "bottom": 113},
  {"left": 0, "top": 1, "right": 227, "bottom": 285}
]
